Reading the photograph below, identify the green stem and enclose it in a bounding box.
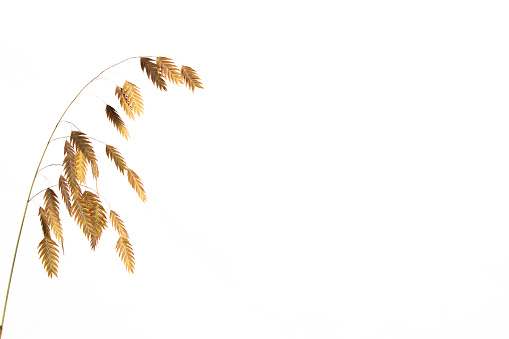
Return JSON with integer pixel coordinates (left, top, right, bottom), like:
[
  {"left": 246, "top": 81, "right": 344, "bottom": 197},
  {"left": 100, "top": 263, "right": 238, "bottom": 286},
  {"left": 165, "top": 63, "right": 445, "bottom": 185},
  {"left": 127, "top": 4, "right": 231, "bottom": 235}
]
[{"left": 0, "top": 56, "right": 139, "bottom": 338}]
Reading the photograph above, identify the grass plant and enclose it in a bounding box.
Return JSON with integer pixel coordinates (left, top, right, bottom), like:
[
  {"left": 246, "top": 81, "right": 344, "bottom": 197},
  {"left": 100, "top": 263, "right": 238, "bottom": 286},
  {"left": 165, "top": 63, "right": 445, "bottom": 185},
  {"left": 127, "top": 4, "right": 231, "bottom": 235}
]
[{"left": 0, "top": 56, "right": 203, "bottom": 338}]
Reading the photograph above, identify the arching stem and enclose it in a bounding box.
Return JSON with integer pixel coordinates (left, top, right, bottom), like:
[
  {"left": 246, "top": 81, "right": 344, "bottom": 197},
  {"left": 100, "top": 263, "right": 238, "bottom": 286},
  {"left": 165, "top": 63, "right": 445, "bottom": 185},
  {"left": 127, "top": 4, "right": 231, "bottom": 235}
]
[{"left": 0, "top": 56, "right": 139, "bottom": 338}]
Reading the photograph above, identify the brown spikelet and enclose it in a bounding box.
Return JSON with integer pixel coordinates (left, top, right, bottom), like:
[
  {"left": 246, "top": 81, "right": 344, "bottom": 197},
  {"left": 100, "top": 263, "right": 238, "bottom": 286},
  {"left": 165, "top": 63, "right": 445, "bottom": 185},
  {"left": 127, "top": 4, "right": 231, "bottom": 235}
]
[
  {"left": 181, "top": 66, "right": 203, "bottom": 92},
  {"left": 140, "top": 57, "right": 167, "bottom": 91},
  {"left": 105, "top": 105, "right": 130, "bottom": 140},
  {"left": 156, "top": 57, "right": 182, "bottom": 85},
  {"left": 38, "top": 237, "right": 59, "bottom": 278},
  {"left": 127, "top": 168, "right": 147, "bottom": 202},
  {"left": 58, "top": 175, "right": 72, "bottom": 216},
  {"left": 91, "top": 161, "right": 99, "bottom": 181},
  {"left": 115, "top": 236, "right": 135, "bottom": 273},
  {"left": 44, "top": 188, "right": 64, "bottom": 247},
  {"left": 63, "top": 142, "right": 74, "bottom": 166},
  {"left": 39, "top": 207, "right": 51, "bottom": 238},
  {"left": 82, "top": 191, "right": 107, "bottom": 250},
  {"left": 70, "top": 131, "right": 97, "bottom": 165},
  {"left": 70, "top": 131, "right": 98, "bottom": 180},
  {"left": 115, "top": 86, "right": 135, "bottom": 119},
  {"left": 64, "top": 139, "right": 74, "bottom": 156},
  {"left": 72, "top": 195, "right": 95, "bottom": 242},
  {"left": 38, "top": 207, "right": 59, "bottom": 277},
  {"left": 63, "top": 141, "right": 81, "bottom": 199},
  {"left": 105, "top": 145, "right": 127, "bottom": 174},
  {"left": 75, "top": 150, "right": 88, "bottom": 184},
  {"left": 110, "top": 210, "right": 129, "bottom": 238},
  {"left": 122, "top": 81, "right": 144, "bottom": 116}
]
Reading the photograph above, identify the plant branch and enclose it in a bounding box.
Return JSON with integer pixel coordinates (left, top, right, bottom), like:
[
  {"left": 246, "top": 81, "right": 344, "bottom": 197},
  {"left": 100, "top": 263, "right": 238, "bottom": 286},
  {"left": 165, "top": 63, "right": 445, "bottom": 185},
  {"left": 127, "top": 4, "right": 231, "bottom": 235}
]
[
  {"left": 28, "top": 185, "right": 58, "bottom": 203},
  {"left": 37, "top": 164, "right": 62, "bottom": 173}
]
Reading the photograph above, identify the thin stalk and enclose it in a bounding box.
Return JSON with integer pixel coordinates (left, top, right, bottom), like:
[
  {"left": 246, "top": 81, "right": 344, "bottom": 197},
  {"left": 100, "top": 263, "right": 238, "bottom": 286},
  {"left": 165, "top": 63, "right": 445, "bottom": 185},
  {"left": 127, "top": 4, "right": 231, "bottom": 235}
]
[{"left": 0, "top": 56, "right": 139, "bottom": 338}]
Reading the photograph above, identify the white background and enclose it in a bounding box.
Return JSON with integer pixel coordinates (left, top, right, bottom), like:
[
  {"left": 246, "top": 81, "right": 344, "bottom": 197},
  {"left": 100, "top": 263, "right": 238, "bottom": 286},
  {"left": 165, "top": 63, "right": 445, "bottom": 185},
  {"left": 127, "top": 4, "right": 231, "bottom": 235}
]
[{"left": 1, "top": 0, "right": 509, "bottom": 338}]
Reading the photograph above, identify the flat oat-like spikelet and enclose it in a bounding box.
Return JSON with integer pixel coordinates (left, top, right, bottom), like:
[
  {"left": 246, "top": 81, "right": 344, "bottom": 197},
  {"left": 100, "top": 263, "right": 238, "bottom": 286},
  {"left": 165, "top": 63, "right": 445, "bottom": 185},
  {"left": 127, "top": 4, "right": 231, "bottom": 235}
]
[
  {"left": 75, "top": 150, "right": 88, "bottom": 184},
  {"left": 122, "top": 81, "right": 144, "bottom": 116},
  {"left": 181, "top": 65, "right": 203, "bottom": 92},
  {"left": 140, "top": 57, "right": 167, "bottom": 91},
  {"left": 110, "top": 210, "right": 129, "bottom": 238},
  {"left": 58, "top": 175, "right": 72, "bottom": 216},
  {"left": 43, "top": 188, "right": 63, "bottom": 246},
  {"left": 115, "top": 86, "right": 135, "bottom": 119},
  {"left": 115, "top": 236, "right": 134, "bottom": 273},
  {"left": 156, "top": 57, "right": 182, "bottom": 85},
  {"left": 70, "top": 131, "right": 98, "bottom": 180},
  {"left": 105, "top": 105, "right": 130, "bottom": 140},
  {"left": 63, "top": 141, "right": 81, "bottom": 199},
  {"left": 91, "top": 161, "right": 99, "bottom": 181},
  {"left": 105, "top": 145, "right": 127, "bottom": 174},
  {"left": 70, "top": 131, "right": 97, "bottom": 166},
  {"left": 39, "top": 207, "right": 51, "bottom": 238},
  {"left": 127, "top": 168, "right": 147, "bottom": 202},
  {"left": 38, "top": 237, "right": 59, "bottom": 278},
  {"left": 72, "top": 195, "right": 96, "bottom": 243},
  {"left": 82, "top": 191, "right": 107, "bottom": 250},
  {"left": 64, "top": 139, "right": 74, "bottom": 157},
  {"left": 38, "top": 207, "right": 59, "bottom": 278}
]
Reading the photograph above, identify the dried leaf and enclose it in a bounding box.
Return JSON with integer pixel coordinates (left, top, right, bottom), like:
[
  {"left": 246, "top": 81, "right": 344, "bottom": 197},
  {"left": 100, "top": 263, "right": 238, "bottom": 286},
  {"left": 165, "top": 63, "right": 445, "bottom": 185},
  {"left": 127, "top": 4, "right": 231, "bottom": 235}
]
[
  {"left": 181, "top": 65, "right": 203, "bottom": 92},
  {"left": 105, "top": 105, "right": 130, "bottom": 140},
  {"left": 127, "top": 168, "right": 147, "bottom": 202},
  {"left": 140, "top": 57, "right": 167, "bottom": 91},
  {"left": 115, "top": 236, "right": 135, "bottom": 273}
]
